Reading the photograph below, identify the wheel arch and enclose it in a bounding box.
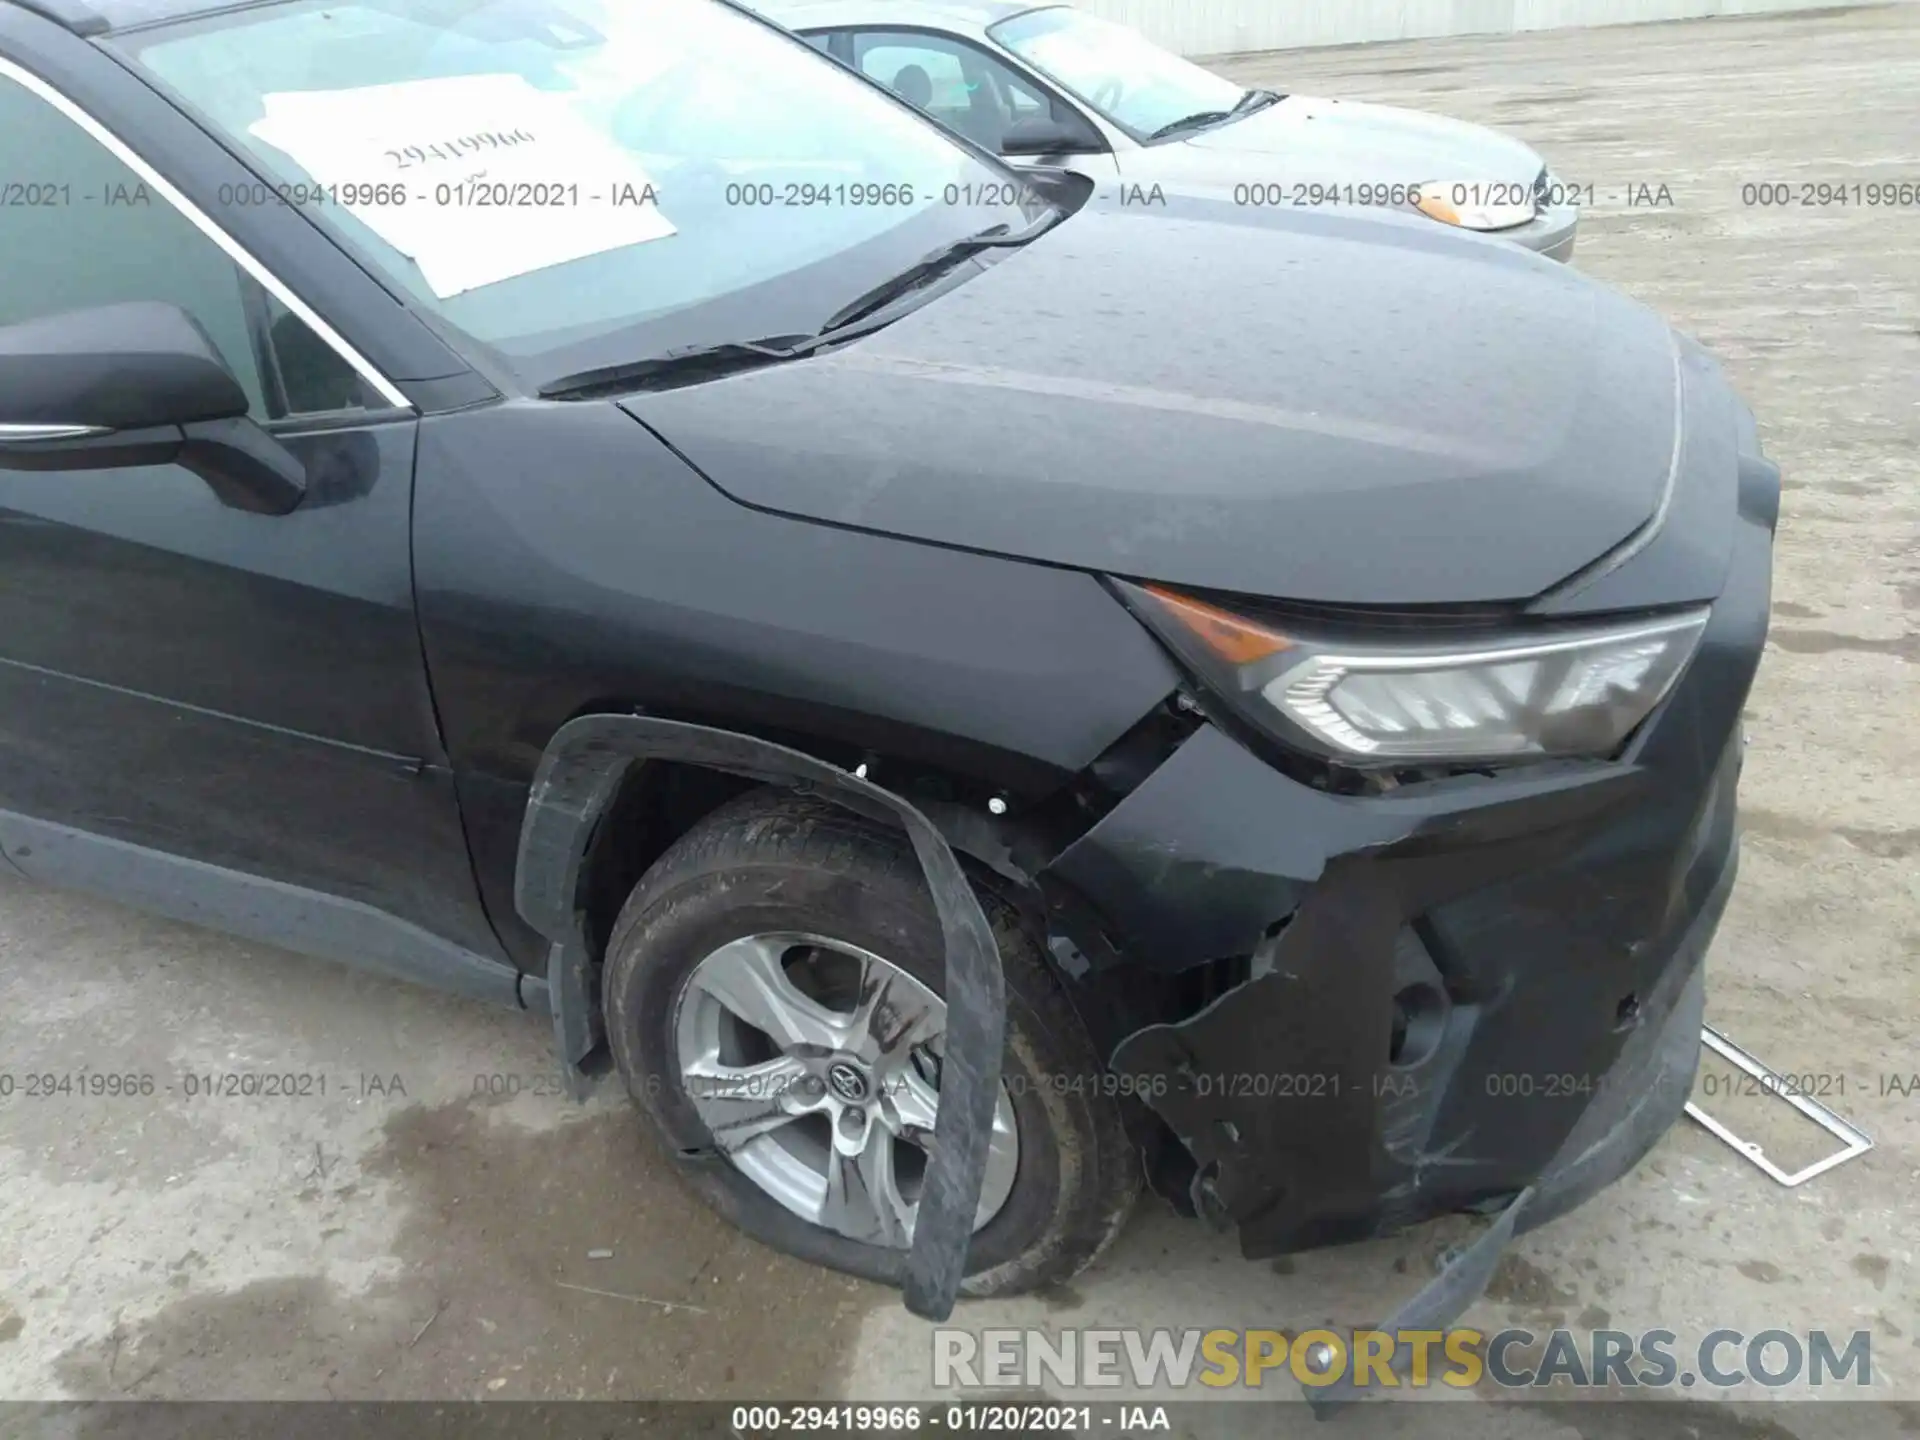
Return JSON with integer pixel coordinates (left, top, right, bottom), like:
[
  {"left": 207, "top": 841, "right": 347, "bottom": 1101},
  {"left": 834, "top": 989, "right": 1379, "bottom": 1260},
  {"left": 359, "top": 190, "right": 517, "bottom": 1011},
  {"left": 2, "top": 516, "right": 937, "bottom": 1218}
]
[{"left": 512, "top": 711, "right": 1008, "bottom": 1322}]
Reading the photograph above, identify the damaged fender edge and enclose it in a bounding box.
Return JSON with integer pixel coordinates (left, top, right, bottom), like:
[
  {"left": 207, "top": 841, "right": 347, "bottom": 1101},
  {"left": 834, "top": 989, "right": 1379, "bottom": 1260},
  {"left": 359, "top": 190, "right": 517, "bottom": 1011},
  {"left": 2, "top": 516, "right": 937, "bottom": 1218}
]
[{"left": 512, "top": 712, "right": 1005, "bottom": 1322}]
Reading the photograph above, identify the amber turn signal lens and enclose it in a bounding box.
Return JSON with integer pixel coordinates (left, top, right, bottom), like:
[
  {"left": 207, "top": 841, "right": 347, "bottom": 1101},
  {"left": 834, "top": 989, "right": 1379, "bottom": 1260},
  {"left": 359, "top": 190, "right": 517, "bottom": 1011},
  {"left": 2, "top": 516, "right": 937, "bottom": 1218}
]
[
  {"left": 1140, "top": 584, "right": 1292, "bottom": 665},
  {"left": 1414, "top": 189, "right": 1463, "bottom": 226}
]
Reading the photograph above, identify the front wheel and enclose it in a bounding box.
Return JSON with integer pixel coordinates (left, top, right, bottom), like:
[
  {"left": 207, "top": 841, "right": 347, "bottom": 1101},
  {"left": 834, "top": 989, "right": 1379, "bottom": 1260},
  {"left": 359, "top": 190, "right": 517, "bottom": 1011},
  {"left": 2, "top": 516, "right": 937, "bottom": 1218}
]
[{"left": 602, "top": 788, "right": 1139, "bottom": 1296}]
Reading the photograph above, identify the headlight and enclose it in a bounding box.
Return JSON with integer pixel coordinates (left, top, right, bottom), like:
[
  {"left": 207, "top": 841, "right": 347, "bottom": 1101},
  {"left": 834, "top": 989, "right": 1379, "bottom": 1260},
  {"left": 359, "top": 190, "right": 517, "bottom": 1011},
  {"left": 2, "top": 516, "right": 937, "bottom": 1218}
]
[
  {"left": 1414, "top": 181, "right": 1537, "bottom": 232},
  {"left": 1121, "top": 582, "right": 1709, "bottom": 765}
]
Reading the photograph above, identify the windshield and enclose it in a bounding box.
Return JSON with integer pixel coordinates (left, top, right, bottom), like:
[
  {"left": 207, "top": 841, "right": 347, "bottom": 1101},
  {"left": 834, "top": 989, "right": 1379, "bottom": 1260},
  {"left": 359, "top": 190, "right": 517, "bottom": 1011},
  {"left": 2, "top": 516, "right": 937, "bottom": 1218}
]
[
  {"left": 990, "top": 6, "right": 1248, "bottom": 141},
  {"left": 116, "top": 0, "right": 1046, "bottom": 390}
]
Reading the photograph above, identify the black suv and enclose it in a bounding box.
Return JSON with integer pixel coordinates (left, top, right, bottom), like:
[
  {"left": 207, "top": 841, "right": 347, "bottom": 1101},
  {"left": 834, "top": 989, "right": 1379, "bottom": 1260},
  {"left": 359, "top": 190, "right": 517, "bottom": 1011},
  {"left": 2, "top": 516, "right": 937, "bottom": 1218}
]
[{"left": 0, "top": 0, "right": 1775, "bottom": 1353}]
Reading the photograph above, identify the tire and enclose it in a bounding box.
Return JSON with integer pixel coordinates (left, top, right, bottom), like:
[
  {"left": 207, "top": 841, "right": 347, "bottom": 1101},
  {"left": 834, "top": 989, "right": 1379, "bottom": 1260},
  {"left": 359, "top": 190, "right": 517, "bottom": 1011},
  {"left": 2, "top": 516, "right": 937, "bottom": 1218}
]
[{"left": 602, "top": 786, "right": 1139, "bottom": 1296}]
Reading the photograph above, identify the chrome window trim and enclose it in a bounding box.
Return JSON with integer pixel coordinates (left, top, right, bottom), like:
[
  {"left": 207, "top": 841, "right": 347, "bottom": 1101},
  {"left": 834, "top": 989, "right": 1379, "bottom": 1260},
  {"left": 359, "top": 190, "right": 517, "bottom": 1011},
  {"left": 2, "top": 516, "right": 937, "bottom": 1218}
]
[
  {"left": 0, "top": 55, "right": 414, "bottom": 412},
  {"left": 0, "top": 422, "right": 112, "bottom": 440}
]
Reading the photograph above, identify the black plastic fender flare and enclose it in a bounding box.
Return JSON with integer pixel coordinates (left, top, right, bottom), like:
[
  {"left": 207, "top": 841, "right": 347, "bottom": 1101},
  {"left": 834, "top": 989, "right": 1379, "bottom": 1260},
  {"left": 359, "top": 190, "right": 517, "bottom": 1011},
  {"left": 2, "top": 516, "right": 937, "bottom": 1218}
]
[{"left": 513, "top": 713, "right": 1005, "bottom": 1322}]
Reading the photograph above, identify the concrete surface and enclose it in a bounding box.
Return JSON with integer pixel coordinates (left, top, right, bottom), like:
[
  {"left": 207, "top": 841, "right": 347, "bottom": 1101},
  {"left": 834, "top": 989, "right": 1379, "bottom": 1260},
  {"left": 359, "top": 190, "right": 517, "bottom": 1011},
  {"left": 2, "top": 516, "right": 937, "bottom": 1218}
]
[
  {"left": 1, "top": 5, "right": 1916, "bottom": 1426},
  {"left": 1080, "top": 0, "right": 1913, "bottom": 62}
]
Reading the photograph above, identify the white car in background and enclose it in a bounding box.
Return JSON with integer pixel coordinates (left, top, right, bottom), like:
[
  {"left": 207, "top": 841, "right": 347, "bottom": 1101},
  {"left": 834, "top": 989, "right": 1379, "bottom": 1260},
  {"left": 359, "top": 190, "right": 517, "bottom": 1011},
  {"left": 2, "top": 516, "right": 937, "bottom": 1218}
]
[{"left": 760, "top": 0, "right": 1580, "bottom": 260}]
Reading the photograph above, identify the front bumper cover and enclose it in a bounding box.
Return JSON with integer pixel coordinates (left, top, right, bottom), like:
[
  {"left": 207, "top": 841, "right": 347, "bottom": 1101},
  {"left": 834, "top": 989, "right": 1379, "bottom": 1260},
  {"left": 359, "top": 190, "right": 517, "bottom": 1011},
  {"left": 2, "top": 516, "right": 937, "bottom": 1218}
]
[
  {"left": 1036, "top": 466, "right": 1769, "bottom": 1388},
  {"left": 1056, "top": 722, "right": 1737, "bottom": 1251},
  {"left": 1503, "top": 200, "right": 1580, "bottom": 262},
  {"left": 1314, "top": 915, "right": 1711, "bottom": 1410}
]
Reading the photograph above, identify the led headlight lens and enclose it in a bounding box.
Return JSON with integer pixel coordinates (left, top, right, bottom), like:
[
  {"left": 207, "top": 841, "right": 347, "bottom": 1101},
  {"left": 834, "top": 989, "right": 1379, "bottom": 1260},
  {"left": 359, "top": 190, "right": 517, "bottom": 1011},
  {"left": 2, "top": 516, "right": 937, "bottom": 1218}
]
[
  {"left": 1264, "top": 610, "right": 1709, "bottom": 760},
  {"left": 1125, "top": 583, "right": 1709, "bottom": 765}
]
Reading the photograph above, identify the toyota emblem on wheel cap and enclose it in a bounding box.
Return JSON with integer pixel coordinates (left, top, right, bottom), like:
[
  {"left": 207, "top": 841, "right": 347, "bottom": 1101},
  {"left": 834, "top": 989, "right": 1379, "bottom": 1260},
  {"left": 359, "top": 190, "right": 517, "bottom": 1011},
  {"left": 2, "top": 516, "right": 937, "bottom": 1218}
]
[{"left": 826, "top": 1060, "right": 869, "bottom": 1103}]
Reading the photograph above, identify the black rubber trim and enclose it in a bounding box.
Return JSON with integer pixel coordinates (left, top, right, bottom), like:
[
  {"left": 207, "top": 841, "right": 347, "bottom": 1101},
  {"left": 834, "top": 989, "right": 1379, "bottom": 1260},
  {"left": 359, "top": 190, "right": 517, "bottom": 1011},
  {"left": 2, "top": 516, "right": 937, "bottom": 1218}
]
[{"left": 513, "top": 713, "right": 1005, "bottom": 1322}]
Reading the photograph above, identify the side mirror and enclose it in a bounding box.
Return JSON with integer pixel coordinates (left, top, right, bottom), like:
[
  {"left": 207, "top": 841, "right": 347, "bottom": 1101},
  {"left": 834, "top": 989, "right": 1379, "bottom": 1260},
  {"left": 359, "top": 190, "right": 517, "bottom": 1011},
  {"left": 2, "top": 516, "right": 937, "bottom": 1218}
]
[
  {"left": 1001, "top": 113, "right": 1103, "bottom": 157},
  {"left": 1009, "top": 164, "right": 1097, "bottom": 214},
  {"left": 0, "top": 301, "right": 306, "bottom": 515}
]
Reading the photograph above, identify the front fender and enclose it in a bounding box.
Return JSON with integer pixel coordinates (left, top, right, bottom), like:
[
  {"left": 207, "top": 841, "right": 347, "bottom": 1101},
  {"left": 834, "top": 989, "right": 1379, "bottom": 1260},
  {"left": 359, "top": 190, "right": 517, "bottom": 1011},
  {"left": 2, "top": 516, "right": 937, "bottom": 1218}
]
[{"left": 513, "top": 712, "right": 1004, "bottom": 1322}]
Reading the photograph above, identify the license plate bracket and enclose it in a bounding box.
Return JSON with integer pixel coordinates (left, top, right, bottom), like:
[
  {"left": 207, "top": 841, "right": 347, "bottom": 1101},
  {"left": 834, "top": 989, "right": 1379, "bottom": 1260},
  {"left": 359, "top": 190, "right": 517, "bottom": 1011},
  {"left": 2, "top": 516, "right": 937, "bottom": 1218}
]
[{"left": 1684, "top": 1025, "right": 1872, "bottom": 1186}]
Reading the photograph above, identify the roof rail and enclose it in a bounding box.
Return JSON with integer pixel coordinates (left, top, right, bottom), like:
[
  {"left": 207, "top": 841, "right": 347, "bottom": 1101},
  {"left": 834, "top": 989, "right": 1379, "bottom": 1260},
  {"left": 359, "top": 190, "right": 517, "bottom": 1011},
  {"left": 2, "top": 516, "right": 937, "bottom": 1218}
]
[{"left": 5, "top": 0, "right": 111, "bottom": 36}]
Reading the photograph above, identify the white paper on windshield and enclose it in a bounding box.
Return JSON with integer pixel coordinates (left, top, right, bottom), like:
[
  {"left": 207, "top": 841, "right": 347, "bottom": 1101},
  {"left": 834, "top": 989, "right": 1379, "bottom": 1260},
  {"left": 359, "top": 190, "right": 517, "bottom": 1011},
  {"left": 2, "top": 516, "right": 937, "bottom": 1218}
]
[{"left": 251, "top": 74, "right": 674, "bottom": 298}]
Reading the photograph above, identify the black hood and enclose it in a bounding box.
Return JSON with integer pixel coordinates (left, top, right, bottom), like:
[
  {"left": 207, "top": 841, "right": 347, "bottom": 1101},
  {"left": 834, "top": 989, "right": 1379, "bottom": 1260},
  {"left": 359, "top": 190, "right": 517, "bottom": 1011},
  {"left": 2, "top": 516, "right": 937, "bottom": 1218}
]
[{"left": 623, "top": 198, "right": 1683, "bottom": 607}]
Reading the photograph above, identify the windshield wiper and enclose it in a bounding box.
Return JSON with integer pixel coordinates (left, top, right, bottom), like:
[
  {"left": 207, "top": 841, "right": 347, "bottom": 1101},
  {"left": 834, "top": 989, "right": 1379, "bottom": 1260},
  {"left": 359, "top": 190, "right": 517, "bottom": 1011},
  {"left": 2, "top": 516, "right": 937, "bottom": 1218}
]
[
  {"left": 539, "top": 215, "right": 1061, "bottom": 400},
  {"left": 818, "top": 215, "right": 1053, "bottom": 333},
  {"left": 538, "top": 335, "right": 822, "bottom": 400},
  {"left": 1146, "top": 109, "right": 1232, "bottom": 141},
  {"left": 1146, "top": 88, "right": 1280, "bottom": 142}
]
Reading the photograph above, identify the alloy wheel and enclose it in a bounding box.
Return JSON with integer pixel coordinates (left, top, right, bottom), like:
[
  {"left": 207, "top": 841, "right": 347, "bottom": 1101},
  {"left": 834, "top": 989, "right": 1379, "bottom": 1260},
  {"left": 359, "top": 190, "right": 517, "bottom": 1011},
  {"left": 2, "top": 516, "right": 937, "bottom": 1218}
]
[{"left": 672, "top": 931, "right": 1020, "bottom": 1247}]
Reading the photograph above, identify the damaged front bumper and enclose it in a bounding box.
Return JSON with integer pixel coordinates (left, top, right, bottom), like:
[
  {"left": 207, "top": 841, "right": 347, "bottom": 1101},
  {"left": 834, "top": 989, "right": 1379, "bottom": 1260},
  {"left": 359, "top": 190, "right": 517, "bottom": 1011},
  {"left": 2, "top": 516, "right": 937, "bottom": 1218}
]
[
  {"left": 1051, "top": 723, "right": 1740, "bottom": 1254},
  {"left": 1036, "top": 487, "right": 1770, "bottom": 1374}
]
